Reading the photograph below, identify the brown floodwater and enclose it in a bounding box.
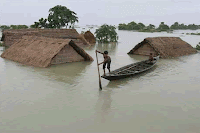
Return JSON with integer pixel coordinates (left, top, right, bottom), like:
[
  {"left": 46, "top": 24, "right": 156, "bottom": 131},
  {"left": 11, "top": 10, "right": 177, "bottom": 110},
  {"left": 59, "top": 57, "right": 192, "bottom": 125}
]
[{"left": 1, "top": 29, "right": 200, "bottom": 133}]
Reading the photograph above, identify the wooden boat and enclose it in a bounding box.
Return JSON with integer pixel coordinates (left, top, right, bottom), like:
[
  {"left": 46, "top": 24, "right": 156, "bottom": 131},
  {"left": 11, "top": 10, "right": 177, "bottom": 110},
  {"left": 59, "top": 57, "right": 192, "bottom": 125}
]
[{"left": 101, "top": 56, "right": 159, "bottom": 81}]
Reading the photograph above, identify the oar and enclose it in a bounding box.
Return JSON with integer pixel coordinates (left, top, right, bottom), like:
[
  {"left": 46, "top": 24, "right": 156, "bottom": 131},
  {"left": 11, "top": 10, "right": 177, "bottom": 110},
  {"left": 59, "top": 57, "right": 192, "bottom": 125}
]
[{"left": 95, "top": 51, "right": 102, "bottom": 90}]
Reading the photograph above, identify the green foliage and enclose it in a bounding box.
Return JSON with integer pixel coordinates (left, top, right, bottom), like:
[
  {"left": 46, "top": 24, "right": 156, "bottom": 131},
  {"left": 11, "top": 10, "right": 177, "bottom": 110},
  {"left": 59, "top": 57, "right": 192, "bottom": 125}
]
[
  {"left": 0, "top": 25, "right": 10, "bottom": 30},
  {"left": 118, "top": 21, "right": 146, "bottom": 30},
  {"left": 146, "top": 24, "right": 155, "bottom": 30},
  {"left": 191, "top": 33, "right": 200, "bottom": 35},
  {"left": 185, "top": 33, "right": 200, "bottom": 35},
  {"left": 0, "top": 42, "right": 5, "bottom": 46},
  {"left": 178, "top": 23, "right": 188, "bottom": 29},
  {"left": 119, "top": 21, "right": 200, "bottom": 32},
  {"left": 170, "top": 22, "right": 200, "bottom": 30},
  {"left": 10, "top": 25, "right": 28, "bottom": 29},
  {"left": 137, "top": 23, "right": 145, "bottom": 30},
  {"left": 48, "top": 5, "right": 78, "bottom": 28},
  {"left": 38, "top": 18, "right": 48, "bottom": 28},
  {"left": 30, "top": 5, "right": 78, "bottom": 29},
  {"left": 158, "top": 22, "right": 169, "bottom": 31},
  {"left": 30, "top": 22, "right": 40, "bottom": 28},
  {"left": 10, "top": 25, "right": 18, "bottom": 29},
  {"left": 118, "top": 21, "right": 170, "bottom": 32},
  {"left": 30, "top": 18, "right": 48, "bottom": 28},
  {"left": 170, "top": 22, "right": 179, "bottom": 29},
  {"left": 118, "top": 23, "right": 128, "bottom": 30},
  {"left": 0, "top": 25, "right": 28, "bottom": 30},
  {"left": 195, "top": 43, "right": 200, "bottom": 50},
  {"left": 95, "top": 24, "right": 118, "bottom": 43},
  {"left": 187, "top": 24, "right": 199, "bottom": 30},
  {"left": 127, "top": 21, "right": 137, "bottom": 30}
]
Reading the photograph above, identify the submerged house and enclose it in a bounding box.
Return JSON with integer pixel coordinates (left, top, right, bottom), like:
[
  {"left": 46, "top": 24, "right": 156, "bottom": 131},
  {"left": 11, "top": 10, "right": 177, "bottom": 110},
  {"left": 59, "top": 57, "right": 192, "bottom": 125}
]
[
  {"left": 128, "top": 37, "right": 197, "bottom": 58},
  {"left": 83, "top": 31, "right": 96, "bottom": 44},
  {"left": 1, "top": 36, "right": 93, "bottom": 67},
  {"left": 1, "top": 29, "right": 90, "bottom": 47}
]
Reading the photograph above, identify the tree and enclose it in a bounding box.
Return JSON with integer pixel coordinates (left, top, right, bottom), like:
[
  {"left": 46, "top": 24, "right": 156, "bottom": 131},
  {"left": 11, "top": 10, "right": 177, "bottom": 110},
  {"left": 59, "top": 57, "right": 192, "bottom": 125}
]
[
  {"left": 196, "top": 42, "right": 200, "bottom": 50},
  {"left": 187, "top": 24, "right": 199, "bottom": 30},
  {"left": 170, "top": 22, "right": 179, "bottom": 29},
  {"left": 30, "top": 22, "right": 40, "bottom": 28},
  {"left": 127, "top": 21, "right": 137, "bottom": 30},
  {"left": 31, "top": 18, "right": 48, "bottom": 28},
  {"left": 118, "top": 21, "right": 146, "bottom": 30},
  {"left": 118, "top": 23, "right": 128, "bottom": 30},
  {"left": 137, "top": 23, "right": 146, "bottom": 30},
  {"left": 0, "top": 25, "right": 10, "bottom": 30},
  {"left": 95, "top": 24, "right": 118, "bottom": 43},
  {"left": 48, "top": 5, "right": 78, "bottom": 28},
  {"left": 146, "top": 24, "right": 155, "bottom": 29},
  {"left": 10, "top": 25, "right": 18, "bottom": 29},
  {"left": 19, "top": 25, "right": 28, "bottom": 29},
  {"left": 158, "top": 22, "right": 169, "bottom": 31},
  {"left": 10, "top": 25, "right": 28, "bottom": 29},
  {"left": 30, "top": 5, "right": 78, "bottom": 29},
  {"left": 179, "top": 23, "right": 187, "bottom": 29},
  {"left": 38, "top": 18, "right": 48, "bottom": 28}
]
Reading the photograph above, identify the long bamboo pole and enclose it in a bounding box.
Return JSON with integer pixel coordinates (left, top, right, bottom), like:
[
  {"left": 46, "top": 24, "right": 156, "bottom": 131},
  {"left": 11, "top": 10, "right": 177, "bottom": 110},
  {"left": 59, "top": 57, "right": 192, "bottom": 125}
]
[{"left": 95, "top": 51, "right": 102, "bottom": 90}]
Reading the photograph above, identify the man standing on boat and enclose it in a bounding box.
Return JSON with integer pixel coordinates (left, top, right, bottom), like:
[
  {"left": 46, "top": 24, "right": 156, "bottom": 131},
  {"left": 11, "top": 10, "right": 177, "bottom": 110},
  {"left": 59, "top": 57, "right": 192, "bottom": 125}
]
[{"left": 96, "top": 50, "right": 111, "bottom": 76}]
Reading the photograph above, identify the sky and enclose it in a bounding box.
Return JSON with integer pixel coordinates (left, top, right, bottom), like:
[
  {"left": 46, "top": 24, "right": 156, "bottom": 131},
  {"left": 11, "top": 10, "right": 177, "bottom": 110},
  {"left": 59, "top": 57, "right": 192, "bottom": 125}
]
[{"left": 0, "top": 0, "right": 200, "bottom": 27}]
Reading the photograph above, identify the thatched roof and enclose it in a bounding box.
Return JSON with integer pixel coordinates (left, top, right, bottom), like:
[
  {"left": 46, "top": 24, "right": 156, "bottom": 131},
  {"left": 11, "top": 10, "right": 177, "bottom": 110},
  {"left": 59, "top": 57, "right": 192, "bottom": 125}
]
[
  {"left": 1, "top": 29, "right": 90, "bottom": 47},
  {"left": 83, "top": 31, "right": 96, "bottom": 44},
  {"left": 1, "top": 36, "right": 93, "bottom": 67},
  {"left": 2, "top": 29, "right": 80, "bottom": 38},
  {"left": 128, "top": 37, "right": 197, "bottom": 58}
]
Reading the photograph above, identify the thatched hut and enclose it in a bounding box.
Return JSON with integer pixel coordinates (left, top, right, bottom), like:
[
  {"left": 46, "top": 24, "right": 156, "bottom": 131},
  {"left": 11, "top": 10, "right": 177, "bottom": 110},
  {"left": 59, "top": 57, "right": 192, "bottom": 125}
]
[
  {"left": 1, "top": 29, "right": 90, "bottom": 47},
  {"left": 83, "top": 31, "right": 96, "bottom": 44},
  {"left": 128, "top": 37, "right": 197, "bottom": 58},
  {"left": 1, "top": 36, "right": 93, "bottom": 67}
]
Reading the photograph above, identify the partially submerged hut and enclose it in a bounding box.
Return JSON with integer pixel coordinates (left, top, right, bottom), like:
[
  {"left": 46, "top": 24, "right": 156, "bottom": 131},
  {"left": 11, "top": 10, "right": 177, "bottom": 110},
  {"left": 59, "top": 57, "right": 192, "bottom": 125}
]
[
  {"left": 1, "top": 29, "right": 90, "bottom": 47},
  {"left": 1, "top": 36, "right": 93, "bottom": 67},
  {"left": 128, "top": 37, "right": 197, "bottom": 58},
  {"left": 83, "top": 31, "right": 96, "bottom": 44}
]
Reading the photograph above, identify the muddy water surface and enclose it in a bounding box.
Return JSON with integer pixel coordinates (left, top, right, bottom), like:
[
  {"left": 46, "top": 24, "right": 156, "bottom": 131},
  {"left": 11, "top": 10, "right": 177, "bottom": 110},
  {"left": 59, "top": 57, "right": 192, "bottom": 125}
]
[{"left": 1, "top": 30, "right": 200, "bottom": 133}]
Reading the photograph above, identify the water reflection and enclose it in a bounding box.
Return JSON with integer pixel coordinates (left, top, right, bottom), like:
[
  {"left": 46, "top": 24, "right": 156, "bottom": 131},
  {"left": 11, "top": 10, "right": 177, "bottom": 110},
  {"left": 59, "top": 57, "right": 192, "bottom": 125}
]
[
  {"left": 128, "top": 54, "right": 148, "bottom": 62},
  {"left": 95, "top": 88, "right": 112, "bottom": 123},
  {"left": 33, "top": 62, "right": 92, "bottom": 84},
  {"left": 106, "top": 78, "right": 130, "bottom": 88}
]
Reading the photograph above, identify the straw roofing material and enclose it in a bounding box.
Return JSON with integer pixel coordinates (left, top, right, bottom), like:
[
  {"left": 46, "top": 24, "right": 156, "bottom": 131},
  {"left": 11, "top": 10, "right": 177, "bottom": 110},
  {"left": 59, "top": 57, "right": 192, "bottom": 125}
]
[
  {"left": 1, "top": 29, "right": 90, "bottom": 47},
  {"left": 1, "top": 36, "right": 93, "bottom": 67},
  {"left": 128, "top": 37, "right": 197, "bottom": 58},
  {"left": 83, "top": 31, "right": 96, "bottom": 44}
]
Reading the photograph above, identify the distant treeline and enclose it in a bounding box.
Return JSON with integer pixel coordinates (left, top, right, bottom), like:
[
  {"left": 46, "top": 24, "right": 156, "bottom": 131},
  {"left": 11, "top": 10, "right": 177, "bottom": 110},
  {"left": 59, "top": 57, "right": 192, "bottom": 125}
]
[
  {"left": 118, "top": 22, "right": 200, "bottom": 32},
  {"left": 0, "top": 25, "right": 29, "bottom": 30}
]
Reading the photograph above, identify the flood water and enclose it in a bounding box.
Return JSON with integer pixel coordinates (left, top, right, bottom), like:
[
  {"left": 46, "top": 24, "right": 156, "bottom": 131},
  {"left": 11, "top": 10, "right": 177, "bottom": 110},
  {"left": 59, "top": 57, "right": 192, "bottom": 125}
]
[{"left": 1, "top": 29, "right": 200, "bottom": 133}]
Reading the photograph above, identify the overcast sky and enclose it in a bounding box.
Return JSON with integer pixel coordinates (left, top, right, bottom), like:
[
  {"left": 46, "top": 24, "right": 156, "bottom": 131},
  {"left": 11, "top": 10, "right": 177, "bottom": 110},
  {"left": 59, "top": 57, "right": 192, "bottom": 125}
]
[{"left": 0, "top": 0, "right": 200, "bottom": 27}]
